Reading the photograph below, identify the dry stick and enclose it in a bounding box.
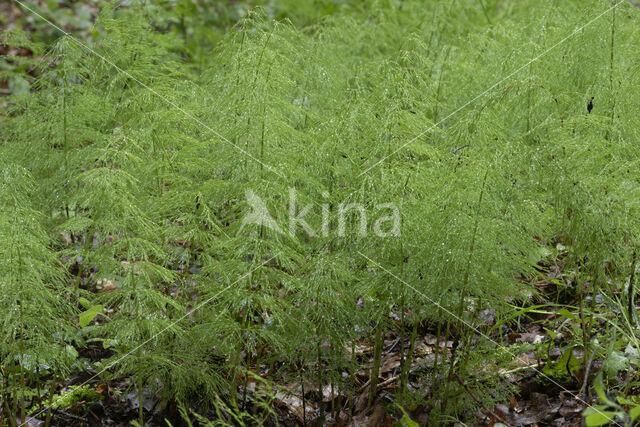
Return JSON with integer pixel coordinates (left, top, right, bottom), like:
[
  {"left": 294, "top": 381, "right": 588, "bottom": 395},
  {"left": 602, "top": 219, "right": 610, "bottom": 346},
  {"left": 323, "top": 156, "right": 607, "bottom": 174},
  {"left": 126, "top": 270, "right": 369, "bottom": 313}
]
[
  {"left": 40, "top": 408, "right": 86, "bottom": 424},
  {"left": 357, "top": 378, "right": 371, "bottom": 394},
  {"left": 580, "top": 344, "right": 598, "bottom": 398},
  {"left": 376, "top": 376, "right": 398, "bottom": 390},
  {"left": 358, "top": 375, "right": 398, "bottom": 394}
]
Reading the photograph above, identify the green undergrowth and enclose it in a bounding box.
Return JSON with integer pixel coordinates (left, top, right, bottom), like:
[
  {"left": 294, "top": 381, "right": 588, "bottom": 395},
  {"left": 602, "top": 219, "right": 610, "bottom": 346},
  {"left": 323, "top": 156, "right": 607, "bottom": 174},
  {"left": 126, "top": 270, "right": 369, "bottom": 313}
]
[{"left": 2, "top": 0, "right": 640, "bottom": 425}]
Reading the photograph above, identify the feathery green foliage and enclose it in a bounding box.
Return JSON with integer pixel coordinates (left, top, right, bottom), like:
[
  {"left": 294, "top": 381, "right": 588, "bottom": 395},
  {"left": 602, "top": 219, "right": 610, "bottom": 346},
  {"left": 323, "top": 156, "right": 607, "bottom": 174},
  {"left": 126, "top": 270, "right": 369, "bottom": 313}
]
[{"left": 2, "top": 0, "right": 640, "bottom": 424}]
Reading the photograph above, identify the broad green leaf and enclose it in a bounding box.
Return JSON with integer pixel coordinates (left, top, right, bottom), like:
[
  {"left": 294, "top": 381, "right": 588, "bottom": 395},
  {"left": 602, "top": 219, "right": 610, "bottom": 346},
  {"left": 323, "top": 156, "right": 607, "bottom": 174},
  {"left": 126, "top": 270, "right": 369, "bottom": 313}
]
[
  {"left": 79, "top": 305, "right": 103, "bottom": 328},
  {"left": 583, "top": 407, "right": 615, "bottom": 427}
]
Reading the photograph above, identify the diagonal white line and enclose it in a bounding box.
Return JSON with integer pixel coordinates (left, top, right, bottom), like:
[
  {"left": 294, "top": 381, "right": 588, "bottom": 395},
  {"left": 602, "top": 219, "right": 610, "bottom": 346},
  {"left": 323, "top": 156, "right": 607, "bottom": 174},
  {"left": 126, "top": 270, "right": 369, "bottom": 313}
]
[
  {"left": 13, "top": 0, "right": 284, "bottom": 178},
  {"left": 21, "top": 255, "right": 278, "bottom": 427},
  {"left": 358, "top": 0, "right": 626, "bottom": 177},
  {"left": 357, "top": 251, "right": 622, "bottom": 427}
]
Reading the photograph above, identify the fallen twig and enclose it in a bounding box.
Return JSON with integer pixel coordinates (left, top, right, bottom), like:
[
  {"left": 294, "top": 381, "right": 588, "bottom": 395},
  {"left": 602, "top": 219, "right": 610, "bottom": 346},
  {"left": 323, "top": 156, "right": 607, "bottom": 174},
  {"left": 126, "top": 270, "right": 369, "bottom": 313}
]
[
  {"left": 357, "top": 376, "right": 398, "bottom": 394},
  {"left": 36, "top": 407, "right": 87, "bottom": 423}
]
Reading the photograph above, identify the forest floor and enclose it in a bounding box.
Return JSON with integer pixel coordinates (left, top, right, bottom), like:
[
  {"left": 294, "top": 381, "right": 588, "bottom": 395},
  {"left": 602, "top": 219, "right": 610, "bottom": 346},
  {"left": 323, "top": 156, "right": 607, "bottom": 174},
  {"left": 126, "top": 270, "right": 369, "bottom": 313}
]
[{"left": 8, "top": 232, "right": 620, "bottom": 426}]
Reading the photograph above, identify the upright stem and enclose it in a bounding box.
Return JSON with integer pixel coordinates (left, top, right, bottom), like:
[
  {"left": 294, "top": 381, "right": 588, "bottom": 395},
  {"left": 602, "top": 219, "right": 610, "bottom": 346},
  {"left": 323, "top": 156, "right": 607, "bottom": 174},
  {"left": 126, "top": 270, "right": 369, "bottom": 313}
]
[
  {"left": 444, "top": 168, "right": 489, "bottom": 413},
  {"left": 230, "top": 313, "right": 249, "bottom": 409},
  {"left": 131, "top": 270, "right": 143, "bottom": 426},
  {"left": 349, "top": 341, "right": 357, "bottom": 417},
  {"left": 316, "top": 284, "right": 325, "bottom": 421},
  {"left": 259, "top": 65, "right": 272, "bottom": 180},
  {"left": 10, "top": 371, "right": 17, "bottom": 426},
  {"left": 75, "top": 222, "right": 97, "bottom": 296},
  {"left": 45, "top": 380, "right": 55, "bottom": 427},
  {"left": 234, "top": 32, "right": 246, "bottom": 176},
  {"left": 577, "top": 269, "right": 589, "bottom": 378},
  {"left": 400, "top": 320, "right": 418, "bottom": 392},
  {"left": 398, "top": 176, "right": 411, "bottom": 393},
  {"left": 62, "top": 69, "right": 69, "bottom": 173},
  {"left": 432, "top": 310, "right": 442, "bottom": 392},
  {"left": 433, "top": 47, "right": 450, "bottom": 130},
  {"left": 477, "top": 0, "right": 492, "bottom": 25},
  {"left": 628, "top": 250, "right": 637, "bottom": 326},
  {"left": 526, "top": 64, "right": 532, "bottom": 134},
  {"left": 462, "top": 168, "right": 489, "bottom": 297},
  {"left": 368, "top": 321, "right": 383, "bottom": 409},
  {"left": 399, "top": 290, "right": 406, "bottom": 390},
  {"left": 137, "top": 347, "right": 143, "bottom": 425},
  {"left": 245, "top": 32, "right": 273, "bottom": 175},
  {"left": 4, "top": 398, "right": 16, "bottom": 427},
  {"left": 16, "top": 249, "right": 25, "bottom": 426},
  {"left": 608, "top": 4, "right": 616, "bottom": 133},
  {"left": 300, "top": 361, "right": 306, "bottom": 427}
]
